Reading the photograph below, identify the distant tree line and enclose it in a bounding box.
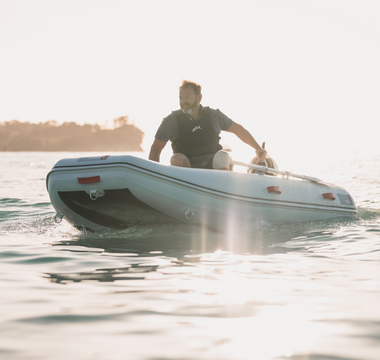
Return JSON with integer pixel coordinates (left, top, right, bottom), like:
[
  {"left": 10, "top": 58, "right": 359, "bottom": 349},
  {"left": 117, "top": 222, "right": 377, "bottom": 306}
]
[{"left": 0, "top": 117, "right": 144, "bottom": 151}]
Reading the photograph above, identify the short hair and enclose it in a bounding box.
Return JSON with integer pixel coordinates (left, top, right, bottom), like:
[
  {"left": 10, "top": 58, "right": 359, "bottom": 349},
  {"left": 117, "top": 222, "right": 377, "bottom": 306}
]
[{"left": 179, "top": 80, "right": 202, "bottom": 96}]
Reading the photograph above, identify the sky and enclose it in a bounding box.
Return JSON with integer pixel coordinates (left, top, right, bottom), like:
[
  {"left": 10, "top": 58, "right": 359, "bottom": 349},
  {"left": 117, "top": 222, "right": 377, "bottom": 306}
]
[{"left": 1, "top": 0, "right": 379, "bottom": 163}]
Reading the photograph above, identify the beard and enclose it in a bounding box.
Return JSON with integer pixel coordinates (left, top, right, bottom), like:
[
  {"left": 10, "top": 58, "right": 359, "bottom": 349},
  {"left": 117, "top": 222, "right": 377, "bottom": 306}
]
[{"left": 181, "top": 100, "right": 198, "bottom": 115}]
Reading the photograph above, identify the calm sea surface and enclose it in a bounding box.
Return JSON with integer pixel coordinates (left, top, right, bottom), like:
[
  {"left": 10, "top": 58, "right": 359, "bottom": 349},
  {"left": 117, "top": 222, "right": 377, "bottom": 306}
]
[{"left": 1, "top": 151, "right": 380, "bottom": 360}]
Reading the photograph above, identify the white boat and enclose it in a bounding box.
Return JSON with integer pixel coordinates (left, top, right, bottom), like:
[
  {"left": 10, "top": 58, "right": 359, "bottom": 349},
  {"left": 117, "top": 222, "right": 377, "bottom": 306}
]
[{"left": 46, "top": 155, "right": 357, "bottom": 232}]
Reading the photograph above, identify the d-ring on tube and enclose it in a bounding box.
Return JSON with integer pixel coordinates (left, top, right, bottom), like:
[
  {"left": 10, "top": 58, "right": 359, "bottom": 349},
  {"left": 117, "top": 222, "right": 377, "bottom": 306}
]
[
  {"left": 54, "top": 213, "right": 64, "bottom": 223},
  {"left": 182, "top": 208, "right": 195, "bottom": 220},
  {"left": 89, "top": 190, "right": 99, "bottom": 200}
]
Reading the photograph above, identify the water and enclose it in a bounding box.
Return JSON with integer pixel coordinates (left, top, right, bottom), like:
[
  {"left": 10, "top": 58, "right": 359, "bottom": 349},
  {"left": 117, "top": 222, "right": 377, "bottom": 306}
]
[{"left": 1, "top": 151, "right": 380, "bottom": 360}]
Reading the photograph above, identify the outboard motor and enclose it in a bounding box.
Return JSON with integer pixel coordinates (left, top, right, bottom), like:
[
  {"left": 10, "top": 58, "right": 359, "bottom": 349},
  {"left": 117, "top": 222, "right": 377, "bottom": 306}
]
[{"left": 248, "top": 142, "right": 279, "bottom": 176}]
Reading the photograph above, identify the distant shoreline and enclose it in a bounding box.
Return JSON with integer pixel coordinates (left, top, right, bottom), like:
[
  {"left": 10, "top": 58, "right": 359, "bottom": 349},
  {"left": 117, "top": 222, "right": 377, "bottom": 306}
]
[{"left": 0, "top": 118, "right": 144, "bottom": 152}]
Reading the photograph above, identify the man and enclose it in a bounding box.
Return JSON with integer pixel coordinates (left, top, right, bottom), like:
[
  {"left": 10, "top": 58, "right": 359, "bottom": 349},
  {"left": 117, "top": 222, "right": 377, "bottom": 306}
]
[{"left": 149, "top": 80, "right": 267, "bottom": 170}]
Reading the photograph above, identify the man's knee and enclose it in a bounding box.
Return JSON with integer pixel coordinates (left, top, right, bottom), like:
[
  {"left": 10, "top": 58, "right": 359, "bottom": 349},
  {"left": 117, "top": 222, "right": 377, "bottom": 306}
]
[
  {"left": 170, "top": 153, "right": 191, "bottom": 168},
  {"left": 213, "top": 150, "right": 231, "bottom": 170}
]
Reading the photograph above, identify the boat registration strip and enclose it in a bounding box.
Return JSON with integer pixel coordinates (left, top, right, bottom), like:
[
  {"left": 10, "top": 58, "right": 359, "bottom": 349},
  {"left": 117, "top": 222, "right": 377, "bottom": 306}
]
[{"left": 77, "top": 175, "right": 101, "bottom": 184}]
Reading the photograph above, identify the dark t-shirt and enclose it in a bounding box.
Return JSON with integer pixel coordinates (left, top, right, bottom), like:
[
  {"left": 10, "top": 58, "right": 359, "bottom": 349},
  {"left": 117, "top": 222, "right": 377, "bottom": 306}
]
[{"left": 155, "top": 106, "right": 233, "bottom": 166}]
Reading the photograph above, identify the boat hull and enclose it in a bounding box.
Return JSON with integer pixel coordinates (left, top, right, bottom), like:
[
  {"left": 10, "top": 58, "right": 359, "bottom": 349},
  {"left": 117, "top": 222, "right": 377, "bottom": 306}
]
[{"left": 46, "top": 155, "right": 357, "bottom": 231}]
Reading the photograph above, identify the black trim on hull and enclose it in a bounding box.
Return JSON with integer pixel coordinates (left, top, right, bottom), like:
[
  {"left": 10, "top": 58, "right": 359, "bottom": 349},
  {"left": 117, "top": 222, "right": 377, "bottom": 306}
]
[{"left": 58, "top": 188, "right": 179, "bottom": 229}]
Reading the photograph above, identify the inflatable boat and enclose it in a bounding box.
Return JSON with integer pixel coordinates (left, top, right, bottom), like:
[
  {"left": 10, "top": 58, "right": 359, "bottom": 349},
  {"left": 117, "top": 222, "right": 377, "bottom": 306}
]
[{"left": 46, "top": 155, "right": 357, "bottom": 232}]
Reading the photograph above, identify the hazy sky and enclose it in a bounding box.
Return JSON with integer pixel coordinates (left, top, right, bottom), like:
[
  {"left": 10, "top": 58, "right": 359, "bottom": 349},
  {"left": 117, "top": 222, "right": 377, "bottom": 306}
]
[{"left": 1, "top": 0, "right": 379, "bottom": 159}]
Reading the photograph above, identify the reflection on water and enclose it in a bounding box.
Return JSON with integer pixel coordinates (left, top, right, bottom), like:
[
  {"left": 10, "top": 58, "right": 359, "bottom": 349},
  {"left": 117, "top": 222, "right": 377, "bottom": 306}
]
[
  {"left": 45, "top": 226, "right": 283, "bottom": 284},
  {"left": 1, "top": 215, "right": 380, "bottom": 360},
  {"left": 47, "top": 265, "right": 158, "bottom": 284},
  {"left": 3, "top": 216, "right": 375, "bottom": 360}
]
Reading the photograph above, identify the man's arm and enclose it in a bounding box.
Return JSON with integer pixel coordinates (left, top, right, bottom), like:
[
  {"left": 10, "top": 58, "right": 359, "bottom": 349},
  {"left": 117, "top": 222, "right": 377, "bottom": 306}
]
[
  {"left": 149, "top": 138, "right": 167, "bottom": 162},
  {"left": 226, "top": 121, "right": 267, "bottom": 160}
]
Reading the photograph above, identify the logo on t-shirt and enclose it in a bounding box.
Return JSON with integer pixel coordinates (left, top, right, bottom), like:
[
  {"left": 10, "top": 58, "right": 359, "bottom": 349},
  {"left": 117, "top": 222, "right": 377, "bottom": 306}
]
[{"left": 192, "top": 125, "right": 201, "bottom": 132}]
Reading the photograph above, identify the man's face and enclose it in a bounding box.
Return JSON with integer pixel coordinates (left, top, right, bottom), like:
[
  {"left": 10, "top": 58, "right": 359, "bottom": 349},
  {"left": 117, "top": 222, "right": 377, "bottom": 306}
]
[{"left": 179, "top": 87, "right": 201, "bottom": 115}]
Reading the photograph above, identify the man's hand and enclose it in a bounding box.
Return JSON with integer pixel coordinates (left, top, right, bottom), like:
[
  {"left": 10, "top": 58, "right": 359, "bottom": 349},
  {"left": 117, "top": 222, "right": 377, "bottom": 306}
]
[{"left": 256, "top": 148, "right": 267, "bottom": 161}]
